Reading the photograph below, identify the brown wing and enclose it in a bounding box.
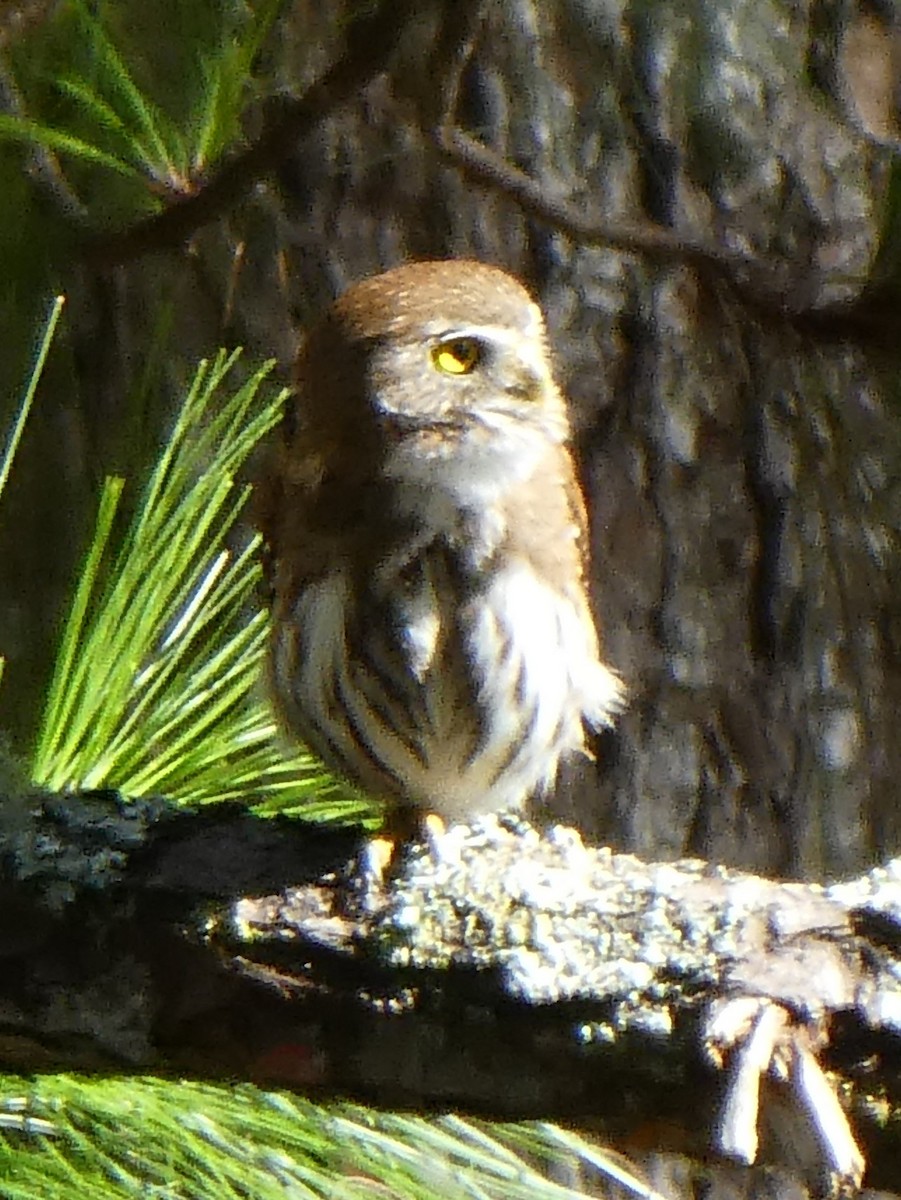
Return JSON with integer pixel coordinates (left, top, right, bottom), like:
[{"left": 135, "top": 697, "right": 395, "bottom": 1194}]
[
  {"left": 501, "top": 438, "right": 602, "bottom": 652},
  {"left": 255, "top": 308, "right": 377, "bottom": 611},
  {"left": 253, "top": 394, "right": 330, "bottom": 607}
]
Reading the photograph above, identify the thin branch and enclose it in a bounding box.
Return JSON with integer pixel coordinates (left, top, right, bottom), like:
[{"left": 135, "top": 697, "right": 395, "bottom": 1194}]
[
  {"left": 436, "top": 125, "right": 764, "bottom": 289},
  {"left": 428, "top": 11, "right": 759, "bottom": 291}
]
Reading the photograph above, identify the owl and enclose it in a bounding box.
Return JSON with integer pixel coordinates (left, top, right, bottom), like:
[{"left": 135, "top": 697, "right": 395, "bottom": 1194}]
[{"left": 259, "top": 260, "right": 623, "bottom": 832}]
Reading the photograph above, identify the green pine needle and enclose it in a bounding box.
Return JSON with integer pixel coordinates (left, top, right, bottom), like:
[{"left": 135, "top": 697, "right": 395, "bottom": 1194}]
[
  {"left": 0, "top": 295, "right": 66, "bottom": 506},
  {"left": 52, "top": 77, "right": 162, "bottom": 179},
  {"left": 192, "top": 0, "right": 285, "bottom": 174},
  {"left": 0, "top": 114, "right": 147, "bottom": 180},
  {"left": 0, "top": 1078, "right": 658, "bottom": 1200},
  {"left": 29, "top": 349, "right": 354, "bottom": 815},
  {"left": 69, "top": 0, "right": 181, "bottom": 178},
  {"left": 2, "top": 0, "right": 280, "bottom": 215},
  {"left": 0, "top": 294, "right": 66, "bottom": 695}
]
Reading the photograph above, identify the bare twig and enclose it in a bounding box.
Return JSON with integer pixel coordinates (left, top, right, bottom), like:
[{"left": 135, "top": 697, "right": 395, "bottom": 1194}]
[
  {"left": 418, "top": 0, "right": 491, "bottom": 129},
  {"left": 427, "top": 13, "right": 759, "bottom": 289},
  {"left": 435, "top": 125, "right": 760, "bottom": 285}
]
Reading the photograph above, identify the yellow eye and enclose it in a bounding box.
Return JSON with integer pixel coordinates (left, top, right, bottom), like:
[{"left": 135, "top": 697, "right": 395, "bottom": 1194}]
[{"left": 431, "top": 338, "right": 482, "bottom": 376}]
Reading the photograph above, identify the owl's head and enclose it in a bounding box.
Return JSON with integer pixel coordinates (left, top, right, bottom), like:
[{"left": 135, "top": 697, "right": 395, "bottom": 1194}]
[{"left": 293, "top": 261, "right": 570, "bottom": 497}]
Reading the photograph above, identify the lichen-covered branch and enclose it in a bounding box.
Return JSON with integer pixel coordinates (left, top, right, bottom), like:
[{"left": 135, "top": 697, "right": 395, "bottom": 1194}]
[{"left": 4, "top": 789, "right": 901, "bottom": 1191}]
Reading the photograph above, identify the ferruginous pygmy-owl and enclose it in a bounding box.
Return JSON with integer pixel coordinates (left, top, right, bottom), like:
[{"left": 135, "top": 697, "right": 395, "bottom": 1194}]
[{"left": 259, "top": 260, "right": 623, "bottom": 830}]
